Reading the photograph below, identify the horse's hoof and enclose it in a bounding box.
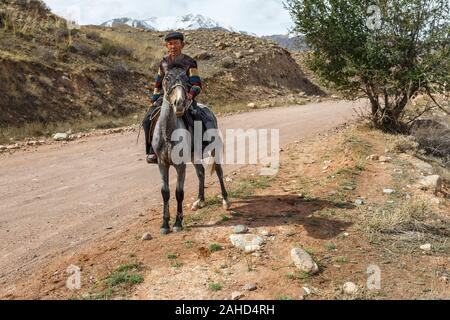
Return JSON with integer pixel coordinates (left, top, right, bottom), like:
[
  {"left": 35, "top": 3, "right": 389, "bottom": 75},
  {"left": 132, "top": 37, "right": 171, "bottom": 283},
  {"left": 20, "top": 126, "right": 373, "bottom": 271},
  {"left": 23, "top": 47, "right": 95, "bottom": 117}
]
[
  {"left": 173, "top": 226, "right": 183, "bottom": 233},
  {"left": 223, "top": 200, "right": 231, "bottom": 210},
  {"left": 160, "top": 228, "right": 170, "bottom": 235},
  {"left": 191, "top": 200, "right": 206, "bottom": 211}
]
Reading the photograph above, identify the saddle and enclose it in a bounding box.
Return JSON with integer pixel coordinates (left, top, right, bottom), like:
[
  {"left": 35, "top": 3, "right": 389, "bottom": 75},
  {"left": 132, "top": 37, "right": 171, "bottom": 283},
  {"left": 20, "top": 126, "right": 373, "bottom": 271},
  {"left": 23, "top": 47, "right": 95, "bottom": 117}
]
[{"left": 148, "top": 103, "right": 216, "bottom": 152}]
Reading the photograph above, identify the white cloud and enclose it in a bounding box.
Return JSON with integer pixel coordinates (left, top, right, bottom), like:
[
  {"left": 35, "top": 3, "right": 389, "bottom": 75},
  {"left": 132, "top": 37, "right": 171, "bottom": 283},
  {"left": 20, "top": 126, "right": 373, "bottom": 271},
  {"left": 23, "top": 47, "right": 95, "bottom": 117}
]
[{"left": 42, "top": 0, "right": 293, "bottom": 36}]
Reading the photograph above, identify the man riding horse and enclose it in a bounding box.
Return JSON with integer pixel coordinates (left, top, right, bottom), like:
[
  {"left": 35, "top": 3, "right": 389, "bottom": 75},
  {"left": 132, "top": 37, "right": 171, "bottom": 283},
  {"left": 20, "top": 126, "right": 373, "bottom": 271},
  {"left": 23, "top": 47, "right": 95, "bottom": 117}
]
[
  {"left": 144, "top": 32, "right": 230, "bottom": 234},
  {"left": 143, "top": 31, "right": 214, "bottom": 164}
]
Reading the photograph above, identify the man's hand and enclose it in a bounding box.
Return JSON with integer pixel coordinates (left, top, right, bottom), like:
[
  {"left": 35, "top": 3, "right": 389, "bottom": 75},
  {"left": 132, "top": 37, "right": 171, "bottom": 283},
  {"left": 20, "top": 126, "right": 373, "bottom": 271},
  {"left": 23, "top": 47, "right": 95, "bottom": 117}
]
[{"left": 187, "top": 93, "right": 194, "bottom": 101}]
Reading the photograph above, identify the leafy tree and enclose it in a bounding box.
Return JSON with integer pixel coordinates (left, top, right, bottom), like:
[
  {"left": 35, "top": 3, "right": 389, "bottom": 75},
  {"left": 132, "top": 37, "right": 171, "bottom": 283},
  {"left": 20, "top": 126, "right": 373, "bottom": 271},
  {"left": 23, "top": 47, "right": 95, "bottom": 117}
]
[{"left": 286, "top": 0, "right": 449, "bottom": 132}]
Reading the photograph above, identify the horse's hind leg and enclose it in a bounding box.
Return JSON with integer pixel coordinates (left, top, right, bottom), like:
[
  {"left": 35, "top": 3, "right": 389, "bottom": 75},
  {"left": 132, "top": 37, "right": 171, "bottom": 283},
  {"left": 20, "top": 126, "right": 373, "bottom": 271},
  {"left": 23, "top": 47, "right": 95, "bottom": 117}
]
[
  {"left": 159, "top": 164, "right": 171, "bottom": 235},
  {"left": 191, "top": 164, "right": 206, "bottom": 211},
  {"left": 174, "top": 164, "right": 186, "bottom": 233},
  {"left": 215, "top": 164, "right": 231, "bottom": 210}
]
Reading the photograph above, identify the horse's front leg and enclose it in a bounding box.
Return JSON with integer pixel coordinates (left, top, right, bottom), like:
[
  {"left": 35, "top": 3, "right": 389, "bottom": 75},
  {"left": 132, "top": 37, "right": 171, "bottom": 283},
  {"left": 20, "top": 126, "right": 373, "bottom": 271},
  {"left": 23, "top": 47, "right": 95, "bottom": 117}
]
[
  {"left": 174, "top": 164, "right": 186, "bottom": 232},
  {"left": 159, "top": 164, "right": 171, "bottom": 235}
]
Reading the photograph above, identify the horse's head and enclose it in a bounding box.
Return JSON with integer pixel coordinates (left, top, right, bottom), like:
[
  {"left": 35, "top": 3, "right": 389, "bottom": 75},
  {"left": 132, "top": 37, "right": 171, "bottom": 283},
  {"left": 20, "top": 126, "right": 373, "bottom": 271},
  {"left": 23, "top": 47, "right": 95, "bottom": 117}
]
[{"left": 163, "top": 63, "right": 191, "bottom": 117}]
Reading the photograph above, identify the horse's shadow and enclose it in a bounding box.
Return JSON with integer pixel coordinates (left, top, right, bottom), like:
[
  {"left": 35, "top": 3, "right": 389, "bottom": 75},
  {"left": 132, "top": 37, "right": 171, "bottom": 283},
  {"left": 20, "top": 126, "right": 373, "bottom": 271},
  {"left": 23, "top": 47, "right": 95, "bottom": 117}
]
[{"left": 190, "top": 194, "right": 354, "bottom": 240}]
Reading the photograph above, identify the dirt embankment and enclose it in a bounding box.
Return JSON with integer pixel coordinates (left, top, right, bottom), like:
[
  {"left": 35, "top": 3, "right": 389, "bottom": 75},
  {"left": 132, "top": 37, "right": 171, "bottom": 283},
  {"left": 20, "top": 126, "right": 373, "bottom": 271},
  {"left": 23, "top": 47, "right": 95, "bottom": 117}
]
[{"left": 0, "top": 56, "right": 147, "bottom": 125}]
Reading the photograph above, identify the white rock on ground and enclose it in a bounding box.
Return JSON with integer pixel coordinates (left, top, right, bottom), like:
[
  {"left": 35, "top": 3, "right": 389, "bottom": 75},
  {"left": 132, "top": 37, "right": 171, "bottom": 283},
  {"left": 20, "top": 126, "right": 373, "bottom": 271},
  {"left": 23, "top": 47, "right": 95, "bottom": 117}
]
[
  {"left": 343, "top": 282, "right": 359, "bottom": 295},
  {"left": 229, "top": 234, "right": 264, "bottom": 253},
  {"left": 7, "top": 144, "right": 20, "bottom": 150},
  {"left": 379, "top": 156, "right": 392, "bottom": 163},
  {"left": 383, "top": 189, "right": 395, "bottom": 195},
  {"left": 233, "top": 225, "right": 249, "bottom": 234},
  {"left": 420, "top": 243, "right": 432, "bottom": 251},
  {"left": 409, "top": 157, "right": 434, "bottom": 175},
  {"left": 260, "top": 230, "right": 274, "bottom": 237},
  {"left": 290, "top": 248, "right": 319, "bottom": 275},
  {"left": 244, "top": 283, "right": 257, "bottom": 291},
  {"left": 419, "top": 175, "right": 442, "bottom": 193},
  {"left": 231, "top": 291, "right": 244, "bottom": 300},
  {"left": 141, "top": 232, "right": 152, "bottom": 241},
  {"left": 53, "top": 133, "right": 69, "bottom": 141}
]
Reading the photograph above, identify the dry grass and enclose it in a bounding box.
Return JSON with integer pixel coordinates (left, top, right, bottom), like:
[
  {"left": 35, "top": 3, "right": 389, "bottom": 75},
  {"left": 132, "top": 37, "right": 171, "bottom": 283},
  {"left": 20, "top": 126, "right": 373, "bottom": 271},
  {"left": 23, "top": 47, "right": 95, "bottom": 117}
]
[
  {"left": 366, "top": 197, "right": 431, "bottom": 234},
  {"left": 387, "top": 135, "right": 420, "bottom": 154},
  {"left": 92, "top": 27, "right": 166, "bottom": 74}
]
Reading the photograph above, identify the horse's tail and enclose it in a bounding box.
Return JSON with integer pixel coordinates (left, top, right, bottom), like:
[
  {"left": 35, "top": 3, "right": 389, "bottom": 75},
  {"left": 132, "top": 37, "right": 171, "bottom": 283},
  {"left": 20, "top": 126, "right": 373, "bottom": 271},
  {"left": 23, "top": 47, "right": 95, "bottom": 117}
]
[
  {"left": 209, "top": 159, "right": 216, "bottom": 176},
  {"left": 203, "top": 109, "right": 220, "bottom": 176},
  {"left": 206, "top": 149, "right": 216, "bottom": 176}
]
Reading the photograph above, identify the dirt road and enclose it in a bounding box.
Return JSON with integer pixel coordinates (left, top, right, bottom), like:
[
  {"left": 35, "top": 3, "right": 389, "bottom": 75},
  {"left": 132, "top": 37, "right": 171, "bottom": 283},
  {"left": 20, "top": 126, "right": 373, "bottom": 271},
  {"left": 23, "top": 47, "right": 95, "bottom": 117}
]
[{"left": 0, "top": 100, "right": 365, "bottom": 286}]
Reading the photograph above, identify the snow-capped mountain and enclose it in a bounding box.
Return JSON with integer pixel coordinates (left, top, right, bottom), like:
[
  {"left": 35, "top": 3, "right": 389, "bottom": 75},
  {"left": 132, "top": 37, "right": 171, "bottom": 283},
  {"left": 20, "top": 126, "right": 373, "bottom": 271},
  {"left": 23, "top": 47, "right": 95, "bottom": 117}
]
[
  {"left": 101, "top": 17, "right": 155, "bottom": 30},
  {"left": 262, "top": 34, "right": 309, "bottom": 52},
  {"left": 101, "top": 14, "right": 237, "bottom": 33}
]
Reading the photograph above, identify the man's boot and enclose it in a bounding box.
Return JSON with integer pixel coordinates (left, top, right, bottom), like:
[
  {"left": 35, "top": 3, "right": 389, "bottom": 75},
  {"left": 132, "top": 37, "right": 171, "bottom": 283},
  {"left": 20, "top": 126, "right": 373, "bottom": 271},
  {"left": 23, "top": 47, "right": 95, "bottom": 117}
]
[
  {"left": 143, "top": 107, "right": 159, "bottom": 164},
  {"left": 146, "top": 146, "right": 158, "bottom": 164}
]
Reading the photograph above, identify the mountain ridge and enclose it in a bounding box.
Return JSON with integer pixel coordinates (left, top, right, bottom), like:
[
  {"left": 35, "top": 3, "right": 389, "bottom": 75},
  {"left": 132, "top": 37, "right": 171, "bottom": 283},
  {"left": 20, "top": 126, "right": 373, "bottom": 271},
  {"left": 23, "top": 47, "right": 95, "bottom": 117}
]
[{"left": 101, "top": 14, "right": 238, "bottom": 33}]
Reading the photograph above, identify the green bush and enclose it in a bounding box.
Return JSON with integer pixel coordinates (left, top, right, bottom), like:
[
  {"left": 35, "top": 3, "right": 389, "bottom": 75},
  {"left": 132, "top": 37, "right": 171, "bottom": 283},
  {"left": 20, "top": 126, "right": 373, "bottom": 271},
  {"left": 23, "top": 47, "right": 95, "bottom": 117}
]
[{"left": 286, "top": 0, "right": 449, "bottom": 132}]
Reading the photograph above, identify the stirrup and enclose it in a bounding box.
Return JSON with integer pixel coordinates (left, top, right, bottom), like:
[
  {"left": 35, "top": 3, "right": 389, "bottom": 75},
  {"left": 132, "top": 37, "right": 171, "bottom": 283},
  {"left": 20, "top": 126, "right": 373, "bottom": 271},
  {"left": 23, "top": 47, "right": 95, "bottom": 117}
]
[{"left": 146, "top": 154, "right": 158, "bottom": 164}]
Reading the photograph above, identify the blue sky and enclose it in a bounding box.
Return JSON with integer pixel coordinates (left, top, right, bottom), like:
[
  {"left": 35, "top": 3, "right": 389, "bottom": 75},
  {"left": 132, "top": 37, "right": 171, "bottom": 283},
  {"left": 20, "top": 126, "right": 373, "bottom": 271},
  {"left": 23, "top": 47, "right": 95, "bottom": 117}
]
[{"left": 43, "top": 0, "right": 294, "bottom": 36}]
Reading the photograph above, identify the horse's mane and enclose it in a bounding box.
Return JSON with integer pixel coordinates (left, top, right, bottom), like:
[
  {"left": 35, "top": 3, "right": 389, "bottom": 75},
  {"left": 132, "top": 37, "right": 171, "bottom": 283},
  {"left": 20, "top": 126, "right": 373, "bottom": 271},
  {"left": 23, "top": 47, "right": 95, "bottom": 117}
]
[{"left": 167, "top": 62, "right": 186, "bottom": 71}]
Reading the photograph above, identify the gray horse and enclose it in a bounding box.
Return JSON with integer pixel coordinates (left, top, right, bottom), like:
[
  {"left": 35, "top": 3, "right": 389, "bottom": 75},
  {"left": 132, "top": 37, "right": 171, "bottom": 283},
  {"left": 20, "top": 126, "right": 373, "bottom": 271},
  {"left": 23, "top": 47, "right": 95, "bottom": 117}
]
[{"left": 152, "top": 64, "right": 231, "bottom": 235}]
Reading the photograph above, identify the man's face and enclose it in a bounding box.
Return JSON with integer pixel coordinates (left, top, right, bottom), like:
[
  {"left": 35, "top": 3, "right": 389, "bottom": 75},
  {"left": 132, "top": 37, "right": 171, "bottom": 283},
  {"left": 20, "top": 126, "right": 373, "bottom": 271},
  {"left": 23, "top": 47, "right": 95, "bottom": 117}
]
[{"left": 166, "top": 39, "right": 184, "bottom": 57}]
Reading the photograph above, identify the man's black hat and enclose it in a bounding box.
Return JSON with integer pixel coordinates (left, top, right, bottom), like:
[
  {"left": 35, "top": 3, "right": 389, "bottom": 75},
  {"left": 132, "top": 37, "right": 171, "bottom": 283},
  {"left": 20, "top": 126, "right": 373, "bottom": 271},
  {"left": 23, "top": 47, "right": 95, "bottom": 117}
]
[{"left": 164, "top": 31, "right": 184, "bottom": 42}]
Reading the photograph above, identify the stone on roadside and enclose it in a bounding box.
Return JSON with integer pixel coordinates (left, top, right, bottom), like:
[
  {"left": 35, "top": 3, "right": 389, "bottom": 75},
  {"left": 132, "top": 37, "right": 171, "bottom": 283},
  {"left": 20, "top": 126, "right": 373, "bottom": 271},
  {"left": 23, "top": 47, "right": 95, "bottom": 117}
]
[
  {"left": 383, "top": 189, "right": 395, "bottom": 195},
  {"left": 231, "top": 291, "right": 244, "bottom": 300},
  {"left": 229, "top": 234, "right": 264, "bottom": 253},
  {"left": 410, "top": 158, "right": 434, "bottom": 175},
  {"left": 141, "top": 232, "right": 152, "bottom": 241},
  {"left": 367, "top": 154, "right": 380, "bottom": 161},
  {"left": 355, "top": 199, "right": 365, "bottom": 206},
  {"left": 244, "top": 283, "right": 257, "bottom": 291},
  {"left": 343, "top": 282, "right": 359, "bottom": 295},
  {"left": 247, "top": 102, "right": 257, "bottom": 109},
  {"left": 420, "top": 243, "right": 431, "bottom": 251},
  {"left": 53, "top": 133, "right": 69, "bottom": 141},
  {"left": 300, "top": 286, "right": 313, "bottom": 299},
  {"left": 233, "top": 225, "right": 249, "bottom": 234},
  {"left": 290, "top": 248, "right": 319, "bottom": 275},
  {"left": 260, "top": 230, "right": 274, "bottom": 237},
  {"left": 7, "top": 144, "right": 20, "bottom": 150},
  {"left": 419, "top": 175, "right": 442, "bottom": 193},
  {"left": 379, "top": 156, "right": 392, "bottom": 163}
]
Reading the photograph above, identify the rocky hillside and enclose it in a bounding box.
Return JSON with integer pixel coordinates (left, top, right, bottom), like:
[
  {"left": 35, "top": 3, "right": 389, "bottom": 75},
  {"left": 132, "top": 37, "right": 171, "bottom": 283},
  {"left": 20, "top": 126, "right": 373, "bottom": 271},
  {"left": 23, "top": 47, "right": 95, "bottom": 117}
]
[{"left": 0, "top": 0, "right": 323, "bottom": 128}]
